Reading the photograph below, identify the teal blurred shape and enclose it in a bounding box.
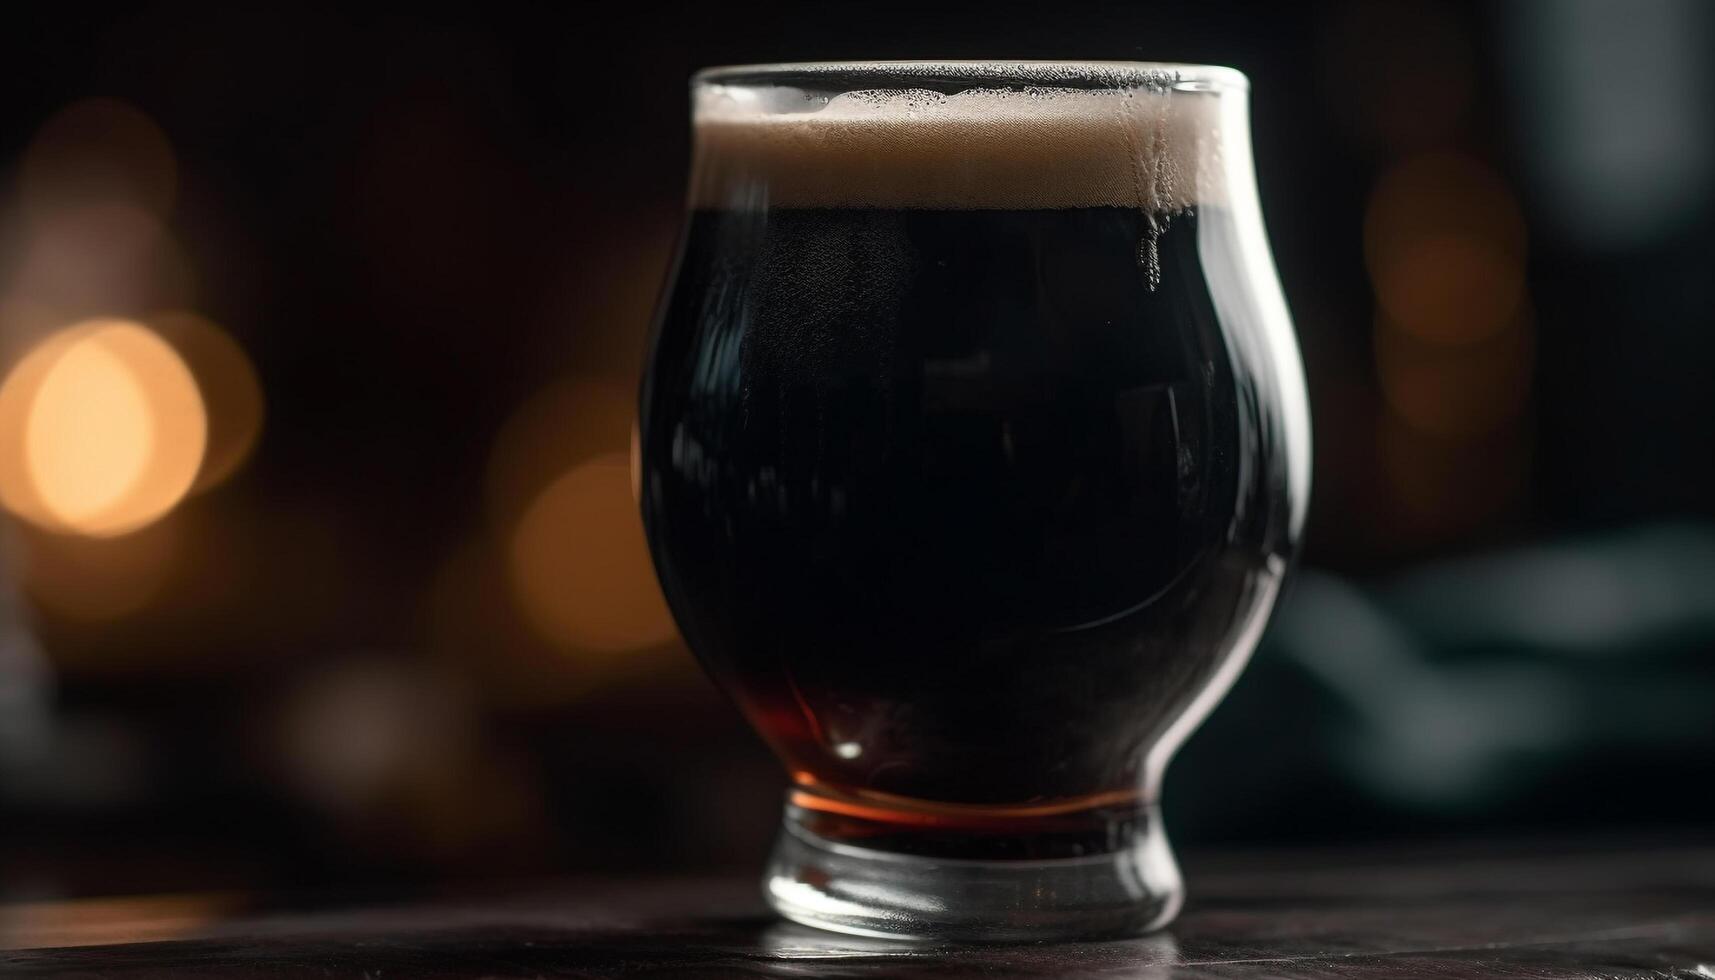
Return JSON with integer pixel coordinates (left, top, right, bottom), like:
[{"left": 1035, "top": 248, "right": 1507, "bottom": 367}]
[{"left": 1168, "top": 523, "right": 1715, "bottom": 843}]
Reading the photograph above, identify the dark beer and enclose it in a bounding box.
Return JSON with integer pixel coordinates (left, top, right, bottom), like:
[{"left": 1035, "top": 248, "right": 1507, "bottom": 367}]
[{"left": 640, "top": 70, "right": 1302, "bottom": 868}]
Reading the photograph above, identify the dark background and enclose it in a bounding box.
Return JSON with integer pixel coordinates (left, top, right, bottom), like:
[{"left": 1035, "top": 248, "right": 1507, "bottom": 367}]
[{"left": 0, "top": 0, "right": 1711, "bottom": 904}]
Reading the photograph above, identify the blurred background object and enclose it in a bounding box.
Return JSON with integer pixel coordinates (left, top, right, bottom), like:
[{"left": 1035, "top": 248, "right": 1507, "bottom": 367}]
[{"left": 0, "top": 0, "right": 1710, "bottom": 903}]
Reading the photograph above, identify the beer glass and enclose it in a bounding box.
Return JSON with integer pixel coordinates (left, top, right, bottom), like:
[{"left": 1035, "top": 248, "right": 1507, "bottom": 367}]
[{"left": 639, "top": 61, "right": 1309, "bottom": 940}]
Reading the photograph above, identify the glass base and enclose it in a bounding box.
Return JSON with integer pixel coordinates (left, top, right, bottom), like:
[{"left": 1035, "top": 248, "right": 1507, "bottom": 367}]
[{"left": 763, "top": 798, "right": 1182, "bottom": 942}]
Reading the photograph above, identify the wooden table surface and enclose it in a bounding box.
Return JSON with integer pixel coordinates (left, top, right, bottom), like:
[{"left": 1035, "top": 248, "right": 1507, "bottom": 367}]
[{"left": 4, "top": 843, "right": 1713, "bottom": 977}]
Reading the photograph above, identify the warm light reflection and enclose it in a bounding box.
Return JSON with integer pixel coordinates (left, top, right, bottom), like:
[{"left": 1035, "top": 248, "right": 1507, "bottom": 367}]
[
  {"left": 150, "top": 311, "right": 264, "bottom": 492},
  {"left": 630, "top": 420, "right": 642, "bottom": 503},
  {"left": 18, "top": 99, "right": 178, "bottom": 222},
  {"left": 0, "top": 320, "right": 207, "bottom": 537},
  {"left": 509, "top": 451, "right": 676, "bottom": 654},
  {"left": 0, "top": 892, "right": 241, "bottom": 951}
]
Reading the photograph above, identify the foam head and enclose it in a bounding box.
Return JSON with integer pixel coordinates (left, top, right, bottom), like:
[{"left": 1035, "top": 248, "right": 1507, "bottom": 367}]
[{"left": 690, "top": 62, "right": 1238, "bottom": 211}]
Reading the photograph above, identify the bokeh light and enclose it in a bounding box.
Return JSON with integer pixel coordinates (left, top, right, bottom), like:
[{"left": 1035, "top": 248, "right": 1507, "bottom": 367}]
[
  {"left": 1379, "top": 413, "right": 1530, "bottom": 533},
  {"left": 276, "top": 658, "right": 464, "bottom": 819},
  {"left": 485, "top": 378, "right": 635, "bottom": 523},
  {"left": 270, "top": 656, "right": 549, "bottom": 859},
  {"left": 1364, "top": 147, "right": 1538, "bottom": 539},
  {"left": 149, "top": 312, "right": 264, "bottom": 492},
  {"left": 1369, "top": 235, "right": 1525, "bottom": 346},
  {"left": 509, "top": 451, "right": 676, "bottom": 654},
  {"left": 4, "top": 100, "right": 190, "bottom": 340},
  {"left": 19, "top": 520, "right": 179, "bottom": 622},
  {"left": 0, "top": 319, "right": 207, "bottom": 537},
  {"left": 27, "top": 333, "right": 155, "bottom": 524},
  {"left": 1365, "top": 152, "right": 1528, "bottom": 345},
  {"left": 1366, "top": 153, "right": 1528, "bottom": 261},
  {"left": 7, "top": 204, "right": 194, "bottom": 324},
  {"left": 483, "top": 378, "right": 679, "bottom": 664},
  {"left": 0, "top": 327, "right": 94, "bottom": 528},
  {"left": 1375, "top": 309, "right": 1536, "bottom": 438},
  {"left": 18, "top": 99, "right": 178, "bottom": 223}
]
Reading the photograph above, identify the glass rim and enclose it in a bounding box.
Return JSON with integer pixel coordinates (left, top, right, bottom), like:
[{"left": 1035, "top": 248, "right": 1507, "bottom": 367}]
[{"left": 692, "top": 60, "right": 1249, "bottom": 93}]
